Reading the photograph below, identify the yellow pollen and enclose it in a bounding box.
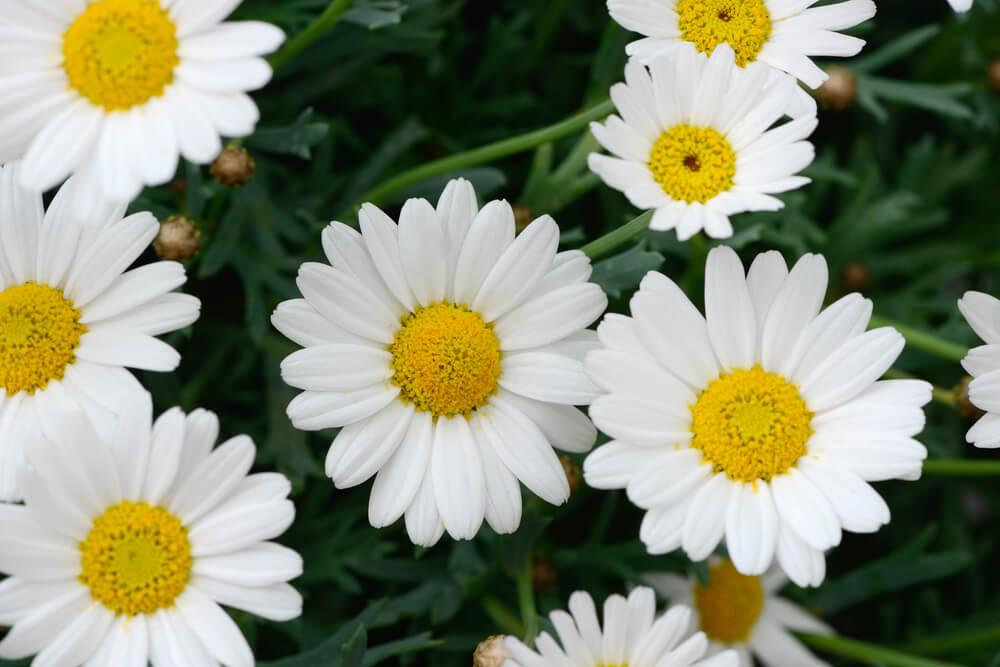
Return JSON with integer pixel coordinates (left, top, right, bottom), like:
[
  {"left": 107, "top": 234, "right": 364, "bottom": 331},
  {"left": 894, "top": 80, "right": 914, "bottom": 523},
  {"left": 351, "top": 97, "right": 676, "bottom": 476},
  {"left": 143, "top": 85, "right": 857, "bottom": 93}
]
[
  {"left": 690, "top": 365, "right": 813, "bottom": 483},
  {"left": 79, "top": 501, "right": 192, "bottom": 617},
  {"left": 389, "top": 302, "right": 502, "bottom": 418},
  {"left": 676, "top": 0, "right": 773, "bottom": 67},
  {"left": 648, "top": 125, "right": 736, "bottom": 204},
  {"left": 694, "top": 559, "right": 764, "bottom": 643},
  {"left": 63, "top": 0, "right": 179, "bottom": 111},
  {"left": 0, "top": 282, "right": 87, "bottom": 396}
]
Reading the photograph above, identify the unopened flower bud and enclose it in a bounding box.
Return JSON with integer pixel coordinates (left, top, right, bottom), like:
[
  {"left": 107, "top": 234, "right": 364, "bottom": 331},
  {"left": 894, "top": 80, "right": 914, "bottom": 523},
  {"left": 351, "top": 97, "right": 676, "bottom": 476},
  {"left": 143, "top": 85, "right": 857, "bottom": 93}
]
[
  {"left": 210, "top": 147, "right": 255, "bottom": 187},
  {"left": 989, "top": 60, "right": 1000, "bottom": 94},
  {"left": 473, "top": 635, "right": 510, "bottom": 667},
  {"left": 955, "top": 376, "right": 986, "bottom": 419},
  {"left": 154, "top": 216, "right": 202, "bottom": 263},
  {"left": 817, "top": 66, "right": 857, "bottom": 110},
  {"left": 840, "top": 260, "right": 871, "bottom": 291},
  {"left": 532, "top": 557, "right": 557, "bottom": 591},
  {"left": 513, "top": 204, "right": 534, "bottom": 233},
  {"left": 559, "top": 454, "right": 581, "bottom": 497}
]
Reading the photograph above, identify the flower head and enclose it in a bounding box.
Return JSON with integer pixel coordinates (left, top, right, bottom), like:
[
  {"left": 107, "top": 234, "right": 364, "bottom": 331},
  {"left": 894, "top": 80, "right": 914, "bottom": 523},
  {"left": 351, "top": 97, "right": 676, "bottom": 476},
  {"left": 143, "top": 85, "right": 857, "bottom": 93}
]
[{"left": 958, "top": 291, "right": 1000, "bottom": 448}]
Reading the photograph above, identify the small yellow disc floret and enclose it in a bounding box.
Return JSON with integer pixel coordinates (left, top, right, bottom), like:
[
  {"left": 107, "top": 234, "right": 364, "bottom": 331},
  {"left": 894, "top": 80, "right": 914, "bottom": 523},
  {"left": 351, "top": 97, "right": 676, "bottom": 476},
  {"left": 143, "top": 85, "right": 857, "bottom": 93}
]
[
  {"left": 79, "top": 501, "right": 193, "bottom": 617},
  {"left": 63, "top": 0, "right": 179, "bottom": 111},
  {"left": 676, "top": 0, "right": 773, "bottom": 67},
  {"left": 690, "top": 365, "right": 813, "bottom": 483},
  {"left": 648, "top": 125, "right": 736, "bottom": 204},
  {"left": 694, "top": 558, "right": 764, "bottom": 643},
  {"left": 389, "top": 302, "right": 502, "bottom": 418},
  {"left": 0, "top": 282, "right": 87, "bottom": 396}
]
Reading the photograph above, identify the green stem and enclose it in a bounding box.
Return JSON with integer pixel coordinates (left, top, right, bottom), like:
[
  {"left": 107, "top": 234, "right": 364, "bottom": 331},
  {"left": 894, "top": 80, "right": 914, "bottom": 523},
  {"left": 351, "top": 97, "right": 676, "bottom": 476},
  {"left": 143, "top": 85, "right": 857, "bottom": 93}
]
[
  {"left": 516, "top": 569, "right": 540, "bottom": 645},
  {"left": 346, "top": 99, "right": 616, "bottom": 216},
  {"left": 798, "top": 633, "right": 968, "bottom": 667},
  {"left": 922, "top": 459, "right": 1000, "bottom": 476},
  {"left": 870, "top": 316, "right": 967, "bottom": 362},
  {"left": 269, "top": 0, "right": 353, "bottom": 71},
  {"left": 902, "top": 624, "right": 1000, "bottom": 655},
  {"left": 480, "top": 595, "right": 523, "bottom": 636},
  {"left": 581, "top": 210, "right": 654, "bottom": 260}
]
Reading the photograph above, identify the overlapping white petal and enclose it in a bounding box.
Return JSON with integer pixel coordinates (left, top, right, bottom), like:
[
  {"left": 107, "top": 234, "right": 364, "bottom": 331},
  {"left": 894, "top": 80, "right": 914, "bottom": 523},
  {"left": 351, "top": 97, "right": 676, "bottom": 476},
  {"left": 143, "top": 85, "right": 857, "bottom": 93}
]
[
  {"left": 959, "top": 291, "right": 1000, "bottom": 448},
  {"left": 583, "top": 246, "right": 930, "bottom": 587},
  {"left": 0, "top": 163, "right": 200, "bottom": 501},
  {"left": 272, "top": 178, "right": 607, "bottom": 546},
  {"left": 0, "top": 390, "right": 302, "bottom": 666},
  {"left": 588, "top": 45, "right": 816, "bottom": 242}
]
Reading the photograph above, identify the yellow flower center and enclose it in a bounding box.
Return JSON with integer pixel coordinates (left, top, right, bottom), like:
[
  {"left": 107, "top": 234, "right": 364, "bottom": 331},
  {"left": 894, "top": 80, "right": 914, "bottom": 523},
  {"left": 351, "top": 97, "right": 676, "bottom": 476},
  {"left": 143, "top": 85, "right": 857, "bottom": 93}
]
[
  {"left": 690, "top": 366, "right": 813, "bottom": 483},
  {"left": 0, "top": 282, "right": 87, "bottom": 396},
  {"left": 676, "top": 0, "right": 773, "bottom": 67},
  {"left": 389, "top": 302, "right": 502, "bottom": 419},
  {"left": 63, "top": 0, "right": 179, "bottom": 111},
  {"left": 694, "top": 559, "right": 764, "bottom": 643},
  {"left": 648, "top": 125, "right": 736, "bottom": 204},
  {"left": 79, "top": 501, "right": 193, "bottom": 617}
]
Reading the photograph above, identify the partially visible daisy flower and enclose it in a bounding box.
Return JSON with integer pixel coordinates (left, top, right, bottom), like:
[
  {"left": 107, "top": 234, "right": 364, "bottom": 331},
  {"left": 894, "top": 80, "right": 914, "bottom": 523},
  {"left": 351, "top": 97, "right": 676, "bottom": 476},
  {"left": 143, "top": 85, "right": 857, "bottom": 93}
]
[
  {"left": 607, "top": 0, "right": 876, "bottom": 88},
  {"left": 647, "top": 558, "right": 833, "bottom": 667},
  {"left": 947, "top": 0, "right": 973, "bottom": 11},
  {"left": 0, "top": 0, "right": 284, "bottom": 208},
  {"left": 0, "top": 162, "right": 200, "bottom": 501},
  {"left": 958, "top": 291, "right": 1000, "bottom": 448},
  {"left": 0, "top": 391, "right": 302, "bottom": 666},
  {"left": 272, "top": 178, "right": 606, "bottom": 546},
  {"left": 502, "top": 586, "right": 739, "bottom": 667},
  {"left": 588, "top": 45, "right": 816, "bottom": 241},
  {"left": 583, "top": 246, "right": 930, "bottom": 587}
]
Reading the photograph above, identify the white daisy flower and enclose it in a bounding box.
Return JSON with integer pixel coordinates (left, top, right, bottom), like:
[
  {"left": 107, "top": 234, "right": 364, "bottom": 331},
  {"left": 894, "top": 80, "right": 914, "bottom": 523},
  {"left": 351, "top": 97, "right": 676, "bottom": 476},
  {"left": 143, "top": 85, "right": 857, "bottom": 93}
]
[
  {"left": 502, "top": 586, "right": 739, "bottom": 667},
  {"left": 0, "top": 390, "right": 303, "bottom": 667},
  {"left": 647, "top": 558, "right": 834, "bottom": 667},
  {"left": 607, "top": 0, "right": 876, "bottom": 89},
  {"left": 0, "top": 0, "right": 284, "bottom": 208},
  {"left": 0, "top": 162, "right": 200, "bottom": 501},
  {"left": 957, "top": 291, "right": 1000, "bottom": 448},
  {"left": 272, "top": 178, "right": 607, "bottom": 547},
  {"left": 587, "top": 45, "right": 817, "bottom": 241},
  {"left": 583, "top": 246, "right": 931, "bottom": 587},
  {"left": 947, "top": 0, "right": 972, "bottom": 11}
]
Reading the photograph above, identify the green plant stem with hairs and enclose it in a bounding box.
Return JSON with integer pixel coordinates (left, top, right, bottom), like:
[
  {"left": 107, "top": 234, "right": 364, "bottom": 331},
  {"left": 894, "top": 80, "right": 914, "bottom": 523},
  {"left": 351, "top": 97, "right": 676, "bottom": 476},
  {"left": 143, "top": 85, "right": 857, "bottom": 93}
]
[
  {"left": 269, "top": 0, "right": 354, "bottom": 71},
  {"left": 798, "top": 633, "right": 968, "bottom": 667}
]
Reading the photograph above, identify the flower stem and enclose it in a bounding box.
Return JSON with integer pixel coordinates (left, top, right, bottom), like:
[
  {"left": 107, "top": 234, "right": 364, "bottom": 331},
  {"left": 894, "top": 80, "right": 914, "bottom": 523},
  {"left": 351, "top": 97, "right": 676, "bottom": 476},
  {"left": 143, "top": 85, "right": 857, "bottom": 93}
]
[
  {"left": 345, "top": 99, "right": 615, "bottom": 216},
  {"left": 798, "top": 633, "right": 967, "bottom": 667},
  {"left": 922, "top": 459, "right": 1000, "bottom": 476},
  {"left": 269, "top": 0, "right": 354, "bottom": 71},
  {"left": 902, "top": 624, "right": 1000, "bottom": 654},
  {"left": 516, "top": 568, "right": 540, "bottom": 645},
  {"left": 581, "top": 210, "right": 654, "bottom": 260},
  {"left": 869, "top": 316, "right": 967, "bottom": 362}
]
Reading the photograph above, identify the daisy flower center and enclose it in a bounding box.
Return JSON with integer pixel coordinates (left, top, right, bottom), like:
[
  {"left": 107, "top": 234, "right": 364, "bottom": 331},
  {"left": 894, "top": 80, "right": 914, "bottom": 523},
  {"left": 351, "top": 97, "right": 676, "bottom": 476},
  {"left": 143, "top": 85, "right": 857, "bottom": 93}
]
[
  {"left": 0, "top": 282, "right": 87, "bottom": 396},
  {"left": 676, "top": 0, "right": 773, "bottom": 67},
  {"left": 694, "top": 559, "right": 764, "bottom": 643},
  {"left": 649, "top": 125, "right": 736, "bottom": 204},
  {"left": 63, "top": 0, "right": 180, "bottom": 111},
  {"left": 389, "top": 302, "right": 502, "bottom": 418},
  {"left": 79, "top": 501, "right": 193, "bottom": 617},
  {"left": 689, "top": 365, "right": 813, "bottom": 482}
]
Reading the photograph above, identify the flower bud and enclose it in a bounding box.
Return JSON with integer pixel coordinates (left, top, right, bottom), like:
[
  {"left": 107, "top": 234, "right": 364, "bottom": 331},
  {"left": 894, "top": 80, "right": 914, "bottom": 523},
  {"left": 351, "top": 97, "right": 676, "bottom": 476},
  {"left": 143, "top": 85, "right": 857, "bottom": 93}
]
[
  {"left": 210, "top": 147, "right": 255, "bottom": 187},
  {"left": 513, "top": 204, "right": 534, "bottom": 233},
  {"left": 532, "top": 557, "right": 557, "bottom": 591},
  {"left": 473, "top": 635, "right": 510, "bottom": 667},
  {"left": 989, "top": 60, "right": 1000, "bottom": 94},
  {"left": 559, "top": 454, "right": 581, "bottom": 497},
  {"left": 840, "top": 260, "right": 871, "bottom": 291},
  {"left": 955, "top": 376, "right": 986, "bottom": 419},
  {"left": 154, "top": 216, "right": 202, "bottom": 263},
  {"left": 817, "top": 66, "right": 857, "bottom": 110}
]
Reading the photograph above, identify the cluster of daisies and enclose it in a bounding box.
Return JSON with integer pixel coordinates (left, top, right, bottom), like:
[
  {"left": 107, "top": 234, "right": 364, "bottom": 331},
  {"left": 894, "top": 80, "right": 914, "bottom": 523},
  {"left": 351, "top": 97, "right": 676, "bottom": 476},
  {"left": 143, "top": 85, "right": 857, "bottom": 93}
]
[{"left": 0, "top": 0, "right": 991, "bottom": 666}]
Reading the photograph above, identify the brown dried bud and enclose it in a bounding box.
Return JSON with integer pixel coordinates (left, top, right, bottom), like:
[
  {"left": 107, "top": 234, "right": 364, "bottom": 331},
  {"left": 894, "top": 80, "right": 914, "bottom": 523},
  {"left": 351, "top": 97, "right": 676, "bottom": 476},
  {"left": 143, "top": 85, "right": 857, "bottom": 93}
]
[
  {"left": 170, "top": 178, "right": 188, "bottom": 197},
  {"left": 955, "top": 376, "right": 986, "bottom": 419},
  {"left": 559, "top": 454, "right": 581, "bottom": 497},
  {"left": 989, "top": 60, "right": 1000, "bottom": 94},
  {"left": 840, "top": 260, "right": 871, "bottom": 291},
  {"left": 816, "top": 66, "right": 857, "bottom": 111},
  {"left": 513, "top": 204, "right": 534, "bottom": 233},
  {"left": 154, "top": 216, "right": 202, "bottom": 263},
  {"left": 210, "top": 147, "right": 255, "bottom": 187},
  {"left": 532, "top": 557, "right": 558, "bottom": 591},
  {"left": 473, "top": 635, "right": 509, "bottom": 667}
]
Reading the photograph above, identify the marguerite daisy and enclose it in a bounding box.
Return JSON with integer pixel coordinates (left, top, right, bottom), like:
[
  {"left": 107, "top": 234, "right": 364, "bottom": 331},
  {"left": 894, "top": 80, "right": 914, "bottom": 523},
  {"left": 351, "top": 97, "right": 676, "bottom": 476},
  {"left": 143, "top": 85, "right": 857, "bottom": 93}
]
[
  {"left": 607, "top": 0, "right": 876, "bottom": 88},
  {"left": 583, "top": 246, "right": 931, "bottom": 587},
  {"left": 647, "top": 558, "right": 834, "bottom": 667},
  {"left": 0, "top": 0, "right": 284, "bottom": 207},
  {"left": 0, "top": 162, "right": 200, "bottom": 501},
  {"left": 502, "top": 586, "right": 739, "bottom": 667},
  {"left": 958, "top": 291, "right": 1000, "bottom": 448},
  {"left": 0, "top": 390, "right": 302, "bottom": 666},
  {"left": 588, "top": 45, "right": 817, "bottom": 241},
  {"left": 272, "top": 178, "right": 606, "bottom": 546},
  {"left": 947, "top": 0, "right": 972, "bottom": 11}
]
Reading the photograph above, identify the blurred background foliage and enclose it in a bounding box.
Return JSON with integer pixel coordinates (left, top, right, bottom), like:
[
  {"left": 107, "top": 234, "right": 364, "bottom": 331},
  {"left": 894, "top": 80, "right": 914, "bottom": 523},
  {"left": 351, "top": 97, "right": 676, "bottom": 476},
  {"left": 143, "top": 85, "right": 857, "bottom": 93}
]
[{"left": 12, "top": 0, "right": 1000, "bottom": 664}]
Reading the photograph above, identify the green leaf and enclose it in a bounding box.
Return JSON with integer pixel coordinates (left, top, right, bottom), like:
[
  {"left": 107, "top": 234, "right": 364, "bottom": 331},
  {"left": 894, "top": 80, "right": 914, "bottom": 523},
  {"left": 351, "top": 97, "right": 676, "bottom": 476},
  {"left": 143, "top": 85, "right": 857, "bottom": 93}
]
[
  {"left": 859, "top": 76, "right": 973, "bottom": 119},
  {"left": 361, "top": 633, "right": 443, "bottom": 666},
  {"left": 590, "top": 241, "right": 665, "bottom": 298},
  {"left": 339, "top": 623, "right": 367, "bottom": 667},
  {"left": 247, "top": 108, "right": 330, "bottom": 159},
  {"left": 342, "top": 1, "right": 408, "bottom": 29},
  {"left": 257, "top": 601, "right": 386, "bottom": 667},
  {"left": 851, "top": 25, "right": 941, "bottom": 73}
]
